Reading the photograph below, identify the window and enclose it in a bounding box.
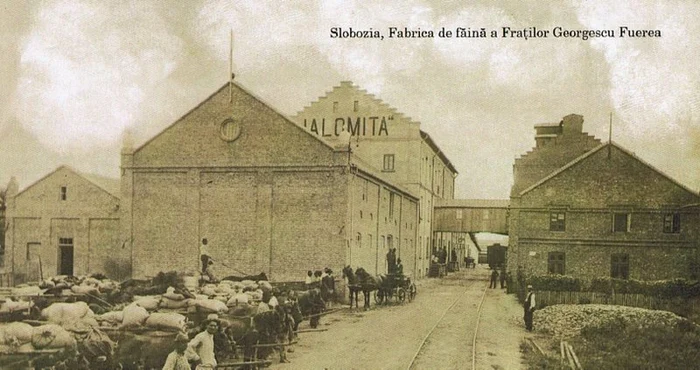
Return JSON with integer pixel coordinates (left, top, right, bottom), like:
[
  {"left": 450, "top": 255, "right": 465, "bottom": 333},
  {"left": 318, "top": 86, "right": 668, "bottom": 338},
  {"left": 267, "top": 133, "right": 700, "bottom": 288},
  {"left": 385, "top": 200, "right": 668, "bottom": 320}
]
[
  {"left": 550, "top": 212, "right": 566, "bottom": 231},
  {"left": 60, "top": 186, "right": 67, "bottom": 201},
  {"left": 389, "top": 193, "right": 395, "bottom": 219},
  {"left": 353, "top": 100, "right": 359, "bottom": 112},
  {"left": 663, "top": 213, "right": 680, "bottom": 233},
  {"left": 613, "top": 213, "right": 630, "bottom": 232},
  {"left": 356, "top": 233, "right": 362, "bottom": 248},
  {"left": 383, "top": 154, "right": 395, "bottom": 172},
  {"left": 611, "top": 254, "right": 629, "bottom": 279},
  {"left": 456, "top": 209, "right": 463, "bottom": 220},
  {"left": 548, "top": 252, "right": 565, "bottom": 275},
  {"left": 332, "top": 101, "right": 338, "bottom": 113}
]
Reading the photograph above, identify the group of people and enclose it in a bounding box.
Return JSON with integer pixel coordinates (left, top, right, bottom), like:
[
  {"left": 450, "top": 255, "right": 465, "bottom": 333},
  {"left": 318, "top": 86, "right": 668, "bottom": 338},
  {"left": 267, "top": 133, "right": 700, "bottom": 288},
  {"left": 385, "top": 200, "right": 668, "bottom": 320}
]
[
  {"left": 162, "top": 317, "right": 220, "bottom": 370},
  {"left": 304, "top": 268, "right": 333, "bottom": 288},
  {"left": 385, "top": 248, "right": 403, "bottom": 275},
  {"left": 488, "top": 266, "right": 507, "bottom": 289}
]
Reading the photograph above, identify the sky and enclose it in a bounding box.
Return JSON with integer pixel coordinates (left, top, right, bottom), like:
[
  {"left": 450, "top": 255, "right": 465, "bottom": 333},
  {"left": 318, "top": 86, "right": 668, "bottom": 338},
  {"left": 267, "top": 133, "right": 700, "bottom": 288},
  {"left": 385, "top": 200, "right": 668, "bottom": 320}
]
[{"left": 1, "top": 0, "right": 699, "bottom": 199}]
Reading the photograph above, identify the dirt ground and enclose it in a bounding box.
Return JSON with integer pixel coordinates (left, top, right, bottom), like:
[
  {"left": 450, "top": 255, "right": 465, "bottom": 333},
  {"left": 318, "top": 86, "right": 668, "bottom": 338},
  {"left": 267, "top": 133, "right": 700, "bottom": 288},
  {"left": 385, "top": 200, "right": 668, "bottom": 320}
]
[{"left": 269, "top": 266, "right": 527, "bottom": 370}]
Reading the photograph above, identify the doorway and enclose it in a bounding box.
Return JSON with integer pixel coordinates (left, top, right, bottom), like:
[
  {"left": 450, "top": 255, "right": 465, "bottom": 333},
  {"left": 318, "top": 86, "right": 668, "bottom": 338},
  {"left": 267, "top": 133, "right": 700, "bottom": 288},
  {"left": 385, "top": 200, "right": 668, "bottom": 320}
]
[{"left": 58, "top": 238, "right": 74, "bottom": 276}]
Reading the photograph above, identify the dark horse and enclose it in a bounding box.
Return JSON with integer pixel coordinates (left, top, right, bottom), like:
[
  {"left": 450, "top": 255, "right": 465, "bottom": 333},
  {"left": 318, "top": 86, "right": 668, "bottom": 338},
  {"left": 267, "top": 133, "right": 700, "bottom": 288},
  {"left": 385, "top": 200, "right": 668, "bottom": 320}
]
[{"left": 342, "top": 266, "right": 382, "bottom": 310}]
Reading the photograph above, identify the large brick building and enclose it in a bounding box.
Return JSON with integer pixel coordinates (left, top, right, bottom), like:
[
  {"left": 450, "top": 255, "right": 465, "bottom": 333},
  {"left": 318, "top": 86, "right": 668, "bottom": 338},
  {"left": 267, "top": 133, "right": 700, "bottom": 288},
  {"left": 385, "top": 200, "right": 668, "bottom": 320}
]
[
  {"left": 119, "top": 82, "right": 418, "bottom": 281},
  {"left": 292, "top": 81, "right": 457, "bottom": 277},
  {"left": 4, "top": 166, "right": 127, "bottom": 284},
  {"left": 509, "top": 114, "right": 700, "bottom": 280}
]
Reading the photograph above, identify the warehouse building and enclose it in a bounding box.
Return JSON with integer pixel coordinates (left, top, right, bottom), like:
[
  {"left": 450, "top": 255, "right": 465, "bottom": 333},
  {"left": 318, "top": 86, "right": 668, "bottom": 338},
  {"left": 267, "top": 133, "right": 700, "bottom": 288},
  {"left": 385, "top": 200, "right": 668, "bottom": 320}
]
[
  {"left": 119, "top": 81, "right": 419, "bottom": 281},
  {"left": 292, "top": 81, "right": 457, "bottom": 277},
  {"left": 508, "top": 114, "right": 700, "bottom": 280},
  {"left": 4, "top": 166, "right": 127, "bottom": 284}
]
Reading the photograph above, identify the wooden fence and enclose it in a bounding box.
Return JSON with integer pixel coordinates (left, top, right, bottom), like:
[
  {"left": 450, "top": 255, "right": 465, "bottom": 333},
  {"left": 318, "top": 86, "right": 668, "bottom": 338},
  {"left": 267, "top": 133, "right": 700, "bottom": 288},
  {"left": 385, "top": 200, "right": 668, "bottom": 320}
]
[{"left": 537, "top": 290, "right": 699, "bottom": 312}]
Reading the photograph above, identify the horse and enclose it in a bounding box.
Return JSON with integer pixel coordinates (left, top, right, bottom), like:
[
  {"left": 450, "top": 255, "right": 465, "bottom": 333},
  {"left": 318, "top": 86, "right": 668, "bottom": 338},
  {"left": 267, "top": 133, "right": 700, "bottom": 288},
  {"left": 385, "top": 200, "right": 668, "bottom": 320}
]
[{"left": 342, "top": 266, "right": 382, "bottom": 310}]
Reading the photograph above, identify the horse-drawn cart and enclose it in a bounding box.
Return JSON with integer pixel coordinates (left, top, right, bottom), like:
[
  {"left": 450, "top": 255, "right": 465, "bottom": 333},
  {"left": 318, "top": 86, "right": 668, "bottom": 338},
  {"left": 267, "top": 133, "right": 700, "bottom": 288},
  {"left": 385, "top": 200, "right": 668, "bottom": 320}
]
[{"left": 375, "top": 274, "right": 416, "bottom": 304}]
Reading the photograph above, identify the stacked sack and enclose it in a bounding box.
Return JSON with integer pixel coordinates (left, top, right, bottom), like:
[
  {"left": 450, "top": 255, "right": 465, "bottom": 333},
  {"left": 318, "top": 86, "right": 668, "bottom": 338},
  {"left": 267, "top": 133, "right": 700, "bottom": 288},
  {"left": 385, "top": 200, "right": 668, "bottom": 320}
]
[
  {"left": 41, "top": 302, "right": 99, "bottom": 329},
  {"left": 0, "top": 321, "right": 76, "bottom": 354},
  {"left": 0, "top": 298, "right": 35, "bottom": 314},
  {"left": 10, "top": 285, "right": 43, "bottom": 296},
  {"left": 39, "top": 275, "right": 120, "bottom": 296},
  {"left": 117, "top": 303, "right": 188, "bottom": 332}
]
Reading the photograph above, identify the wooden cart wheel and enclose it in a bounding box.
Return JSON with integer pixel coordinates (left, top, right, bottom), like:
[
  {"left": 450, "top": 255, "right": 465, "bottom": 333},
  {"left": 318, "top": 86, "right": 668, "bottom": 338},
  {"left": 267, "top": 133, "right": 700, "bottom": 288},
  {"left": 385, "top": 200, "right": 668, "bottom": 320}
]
[
  {"left": 397, "top": 288, "right": 406, "bottom": 302},
  {"left": 374, "top": 290, "right": 384, "bottom": 304}
]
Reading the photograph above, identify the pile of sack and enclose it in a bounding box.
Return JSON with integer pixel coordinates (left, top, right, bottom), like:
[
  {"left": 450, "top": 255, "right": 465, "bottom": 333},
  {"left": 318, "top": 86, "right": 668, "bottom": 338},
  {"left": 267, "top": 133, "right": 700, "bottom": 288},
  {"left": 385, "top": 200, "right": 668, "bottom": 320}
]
[
  {"left": 41, "top": 301, "right": 99, "bottom": 329},
  {"left": 38, "top": 275, "right": 120, "bottom": 296},
  {"left": 199, "top": 280, "right": 271, "bottom": 308},
  {"left": 0, "top": 298, "right": 35, "bottom": 314},
  {"left": 96, "top": 304, "right": 188, "bottom": 332},
  {"left": 128, "top": 286, "right": 229, "bottom": 314},
  {"left": 0, "top": 322, "right": 76, "bottom": 354}
]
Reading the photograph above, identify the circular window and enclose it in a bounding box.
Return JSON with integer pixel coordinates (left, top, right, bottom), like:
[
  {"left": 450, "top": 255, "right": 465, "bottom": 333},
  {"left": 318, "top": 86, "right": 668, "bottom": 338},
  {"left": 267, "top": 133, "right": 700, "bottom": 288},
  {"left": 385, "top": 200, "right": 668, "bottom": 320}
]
[{"left": 220, "top": 118, "right": 241, "bottom": 142}]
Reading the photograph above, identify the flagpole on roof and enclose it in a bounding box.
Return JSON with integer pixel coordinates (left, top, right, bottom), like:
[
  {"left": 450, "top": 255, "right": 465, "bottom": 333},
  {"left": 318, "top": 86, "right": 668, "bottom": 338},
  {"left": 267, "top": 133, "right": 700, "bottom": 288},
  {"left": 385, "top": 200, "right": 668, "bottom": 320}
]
[
  {"left": 608, "top": 112, "right": 613, "bottom": 159},
  {"left": 229, "top": 28, "right": 233, "bottom": 103}
]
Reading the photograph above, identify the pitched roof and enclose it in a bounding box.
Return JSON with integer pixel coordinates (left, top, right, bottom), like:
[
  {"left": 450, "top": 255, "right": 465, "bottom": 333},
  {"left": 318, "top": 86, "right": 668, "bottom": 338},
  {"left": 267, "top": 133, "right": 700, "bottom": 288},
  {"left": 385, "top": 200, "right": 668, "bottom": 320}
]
[
  {"left": 518, "top": 141, "right": 700, "bottom": 197},
  {"left": 435, "top": 199, "right": 509, "bottom": 208},
  {"left": 15, "top": 165, "right": 120, "bottom": 199},
  {"left": 420, "top": 131, "right": 458, "bottom": 175},
  {"left": 133, "top": 80, "right": 338, "bottom": 155}
]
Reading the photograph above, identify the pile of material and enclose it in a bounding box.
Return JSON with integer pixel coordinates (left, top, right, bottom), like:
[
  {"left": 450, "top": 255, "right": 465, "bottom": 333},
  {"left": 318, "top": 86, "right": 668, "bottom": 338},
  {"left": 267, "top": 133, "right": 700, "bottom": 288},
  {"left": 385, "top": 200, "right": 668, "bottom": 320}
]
[
  {"left": 534, "top": 304, "right": 692, "bottom": 338},
  {"left": 0, "top": 298, "right": 35, "bottom": 314},
  {"left": 0, "top": 322, "right": 76, "bottom": 354},
  {"left": 96, "top": 303, "right": 188, "bottom": 332}
]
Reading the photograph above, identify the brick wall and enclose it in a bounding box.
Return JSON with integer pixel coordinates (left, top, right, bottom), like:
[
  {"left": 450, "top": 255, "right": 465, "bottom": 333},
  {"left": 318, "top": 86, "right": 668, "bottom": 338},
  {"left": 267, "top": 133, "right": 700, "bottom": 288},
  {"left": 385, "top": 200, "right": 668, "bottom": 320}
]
[
  {"left": 509, "top": 123, "right": 700, "bottom": 281},
  {"left": 7, "top": 167, "right": 123, "bottom": 283}
]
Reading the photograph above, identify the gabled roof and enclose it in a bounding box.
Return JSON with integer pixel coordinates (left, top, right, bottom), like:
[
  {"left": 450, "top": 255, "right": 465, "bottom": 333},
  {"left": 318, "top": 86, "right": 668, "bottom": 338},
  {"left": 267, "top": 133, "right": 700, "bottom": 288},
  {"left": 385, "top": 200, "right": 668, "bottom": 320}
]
[
  {"left": 519, "top": 141, "right": 700, "bottom": 197},
  {"left": 435, "top": 199, "right": 509, "bottom": 208},
  {"left": 291, "top": 81, "right": 412, "bottom": 123},
  {"left": 133, "top": 81, "right": 338, "bottom": 155},
  {"left": 15, "top": 165, "right": 120, "bottom": 199},
  {"left": 420, "top": 131, "right": 458, "bottom": 174}
]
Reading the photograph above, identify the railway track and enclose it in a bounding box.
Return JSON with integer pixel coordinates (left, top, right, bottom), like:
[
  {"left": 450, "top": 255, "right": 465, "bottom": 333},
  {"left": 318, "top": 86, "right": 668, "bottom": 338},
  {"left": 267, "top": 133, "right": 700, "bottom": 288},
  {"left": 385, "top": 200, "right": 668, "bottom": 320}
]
[{"left": 406, "top": 273, "right": 489, "bottom": 370}]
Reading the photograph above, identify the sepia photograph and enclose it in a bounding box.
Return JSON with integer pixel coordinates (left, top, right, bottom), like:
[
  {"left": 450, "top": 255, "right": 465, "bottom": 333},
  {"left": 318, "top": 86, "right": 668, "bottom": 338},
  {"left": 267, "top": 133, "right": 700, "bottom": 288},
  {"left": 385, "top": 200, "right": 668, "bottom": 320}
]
[{"left": 0, "top": 1, "right": 699, "bottom": 369}]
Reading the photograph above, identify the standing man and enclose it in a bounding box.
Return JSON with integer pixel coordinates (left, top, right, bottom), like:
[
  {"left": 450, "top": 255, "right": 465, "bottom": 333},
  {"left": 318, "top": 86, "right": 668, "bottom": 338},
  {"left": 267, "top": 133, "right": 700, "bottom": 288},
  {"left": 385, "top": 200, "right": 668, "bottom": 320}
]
[
  {"left": 524, "top": 285, "right": 536, "bottom": 331},
  {"left": 162, "top": 333, "right": 191, "bottom": 370},
  {"left": 200, "top": 238, "right": 211, "bottom": 274},
  {"left": 186, "top": 318, "right": 219, "bottom": 369},
  {"left": 386, "top": 248, "right": 396, "bottom": 274},
  {"left": 500, "top": 266, "right": 507, "bottom": 289},
  {"left": 489, "top": 268, "right": 499, "bottom": 289}
]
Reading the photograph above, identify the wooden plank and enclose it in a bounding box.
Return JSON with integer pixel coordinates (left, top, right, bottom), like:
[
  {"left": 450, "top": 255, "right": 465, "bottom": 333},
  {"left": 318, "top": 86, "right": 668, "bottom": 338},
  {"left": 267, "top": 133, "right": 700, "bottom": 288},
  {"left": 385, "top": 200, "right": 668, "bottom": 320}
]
[
  {"left": 566, "top": 342, "right": 583, "bottom": 370},
  {"left": 294, "top": 328, "right": 328, "bottom": 333},
  {"left": 563, "top": 341, "right": 575, "bottom": 369}
]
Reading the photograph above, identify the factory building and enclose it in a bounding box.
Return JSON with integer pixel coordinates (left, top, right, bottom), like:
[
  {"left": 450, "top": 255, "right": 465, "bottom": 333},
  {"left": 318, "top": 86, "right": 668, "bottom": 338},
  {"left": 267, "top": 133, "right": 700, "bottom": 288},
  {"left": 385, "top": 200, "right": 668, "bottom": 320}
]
[
  {"left": 509, "top": 114, "right": 700, "bottom": 280},
  {"left": 119, "top": 82, "right": 419, "bottom": 281},
  {"left": 292, "top": 81, "right": 457, "bottom": 277}
]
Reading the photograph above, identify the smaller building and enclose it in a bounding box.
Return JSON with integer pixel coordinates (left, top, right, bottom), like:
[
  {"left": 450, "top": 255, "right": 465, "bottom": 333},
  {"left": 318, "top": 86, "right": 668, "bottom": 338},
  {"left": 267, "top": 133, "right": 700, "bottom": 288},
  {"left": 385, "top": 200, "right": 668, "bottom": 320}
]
[
  {"left": 509, "top": 115, "right": 700, "bottom": 280},
  {"left": 4, "top": 166, "right": 126, "bottom": 284}
]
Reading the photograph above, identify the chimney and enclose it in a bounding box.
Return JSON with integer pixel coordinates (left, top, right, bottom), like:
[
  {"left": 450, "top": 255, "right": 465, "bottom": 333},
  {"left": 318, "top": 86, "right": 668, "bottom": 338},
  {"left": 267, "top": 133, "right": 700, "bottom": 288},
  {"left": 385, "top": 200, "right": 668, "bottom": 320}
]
[{"left": 562, "top": 114, "right": 584, "bottom": 136}]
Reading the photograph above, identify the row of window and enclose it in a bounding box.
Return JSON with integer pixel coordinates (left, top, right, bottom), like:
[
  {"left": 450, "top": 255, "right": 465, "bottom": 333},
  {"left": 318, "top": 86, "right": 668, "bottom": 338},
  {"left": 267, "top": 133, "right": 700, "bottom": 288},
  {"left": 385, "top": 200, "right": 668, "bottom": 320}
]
[
  {"left": 548, "top": 212, "right": 682, "bottom": 233},
  {"left": 548, "top": 252, "right": 629, "bottom": 279}
]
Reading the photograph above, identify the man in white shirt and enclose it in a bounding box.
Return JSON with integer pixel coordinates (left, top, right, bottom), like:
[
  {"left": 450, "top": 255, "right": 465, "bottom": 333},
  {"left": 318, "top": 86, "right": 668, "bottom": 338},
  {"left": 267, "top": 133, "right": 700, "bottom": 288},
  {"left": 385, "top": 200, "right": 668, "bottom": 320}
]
[
  {"left": 523, "top": 285, "right": 536, "bottom": 331},
  {"left": 186, "top": 318, "right": 219, "bottom": 369}
]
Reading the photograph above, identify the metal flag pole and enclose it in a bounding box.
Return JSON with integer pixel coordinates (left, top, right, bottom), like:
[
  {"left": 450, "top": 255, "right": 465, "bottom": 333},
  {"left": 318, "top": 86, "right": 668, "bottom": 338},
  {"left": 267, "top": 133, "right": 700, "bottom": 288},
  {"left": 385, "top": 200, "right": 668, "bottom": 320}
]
[
  {"left": 608, "top": 112, "right": 613, "bottom": 158},
  {"left": 229, "top": 29, "right": 233, "bottom": 103}
]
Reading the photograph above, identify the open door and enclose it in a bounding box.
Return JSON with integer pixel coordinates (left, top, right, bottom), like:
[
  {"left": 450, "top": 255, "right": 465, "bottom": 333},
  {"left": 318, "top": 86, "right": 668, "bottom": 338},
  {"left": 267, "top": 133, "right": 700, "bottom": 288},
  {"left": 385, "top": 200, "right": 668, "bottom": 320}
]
[{"left": 58, "top": 238, "right": 74, "bottom": 276}]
